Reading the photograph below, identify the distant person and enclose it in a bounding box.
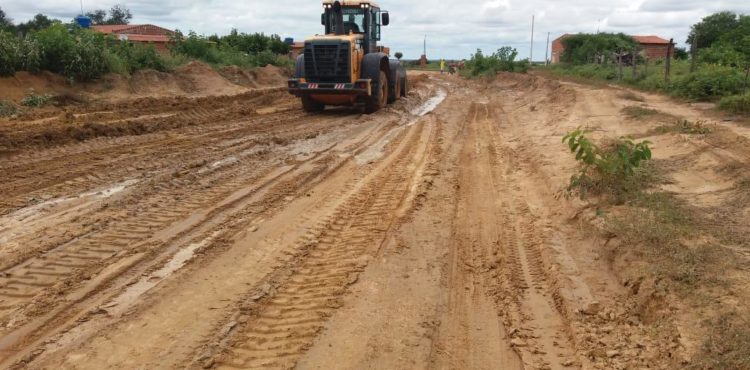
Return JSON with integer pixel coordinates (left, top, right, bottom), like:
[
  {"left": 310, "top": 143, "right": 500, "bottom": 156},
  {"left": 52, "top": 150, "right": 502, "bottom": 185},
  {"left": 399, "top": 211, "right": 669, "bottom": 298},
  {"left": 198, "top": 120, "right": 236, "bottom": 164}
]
[{"left": 440, "top": 59, "right": 445, "bottom": 74}]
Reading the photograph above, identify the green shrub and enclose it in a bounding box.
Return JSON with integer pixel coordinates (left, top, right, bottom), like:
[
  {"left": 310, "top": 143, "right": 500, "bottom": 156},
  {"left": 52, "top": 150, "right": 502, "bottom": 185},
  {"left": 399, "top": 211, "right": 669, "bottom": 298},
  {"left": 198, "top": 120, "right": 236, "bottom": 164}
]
[
  {"left": 169, "top": 31, "right": 292, "bottom": 69},
  {"left": 563, "top": 128, "right": 653, "bottom": 201},
  {"left": 464, "top": 47, "right": 527, "bottom": 76},
  {"left": 0, "top": 31, "right": 20, "bottom": 76},
  {"left": 111, "top": 42, "right": 168, "bottom": 73},
  {"left": 18, "top": 36, "right": 41, "bottom": 73},
  {"left": 33, "top": 24, "right": 109, "bottom": 81},
  {"left": 719, "top": 93, "right": 750, "bottom": 113},
  {"left": 21, "top": 90, "right": 53, "bottom": 107},
  {"left": 667, "top": 66, "right": 745, "bottom": 100}
]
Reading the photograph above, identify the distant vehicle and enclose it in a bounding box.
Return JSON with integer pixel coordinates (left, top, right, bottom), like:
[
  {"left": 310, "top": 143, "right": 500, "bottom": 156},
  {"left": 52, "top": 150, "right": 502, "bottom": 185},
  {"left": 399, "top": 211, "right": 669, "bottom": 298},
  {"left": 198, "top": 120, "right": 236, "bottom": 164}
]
[{"left": 287, "top": 0, "right": 407, "bottom": 113}]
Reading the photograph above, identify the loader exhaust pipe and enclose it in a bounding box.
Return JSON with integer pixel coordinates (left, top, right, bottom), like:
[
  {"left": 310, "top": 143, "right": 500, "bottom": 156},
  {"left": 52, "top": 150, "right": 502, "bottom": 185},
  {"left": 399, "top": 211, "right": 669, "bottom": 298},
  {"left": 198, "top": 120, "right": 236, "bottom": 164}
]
[{"left": 333, "top": 1, "right": 345, "bottom": 35}]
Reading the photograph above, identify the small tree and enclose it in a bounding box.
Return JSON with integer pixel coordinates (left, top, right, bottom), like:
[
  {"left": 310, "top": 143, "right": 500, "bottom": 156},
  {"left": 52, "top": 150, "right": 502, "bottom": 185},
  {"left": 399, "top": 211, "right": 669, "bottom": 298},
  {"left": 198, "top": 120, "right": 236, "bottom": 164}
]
[
  {"left": 687, "top": 11, "right": 739, "bottom": 49},
  {"left": 105, "top": 5, "right": 132, "bottom": 25},
  {"left": 85, "top": 9, "right": 107, "bottom": 25},
  {"left": 394, "top": 52, "right": 403, "bottom": 60}
]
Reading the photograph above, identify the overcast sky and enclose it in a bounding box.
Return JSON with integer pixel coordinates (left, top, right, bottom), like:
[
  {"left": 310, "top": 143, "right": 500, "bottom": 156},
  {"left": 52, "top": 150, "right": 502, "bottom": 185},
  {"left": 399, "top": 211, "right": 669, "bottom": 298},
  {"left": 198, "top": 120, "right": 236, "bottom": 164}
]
[{"left": 3, "top": 0, "right": 750, "bottom": 60}]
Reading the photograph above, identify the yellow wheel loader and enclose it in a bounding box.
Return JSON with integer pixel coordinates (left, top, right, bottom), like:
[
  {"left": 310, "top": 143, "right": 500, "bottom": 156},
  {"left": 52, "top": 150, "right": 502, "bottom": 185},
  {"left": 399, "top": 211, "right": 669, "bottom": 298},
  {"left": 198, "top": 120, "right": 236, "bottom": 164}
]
[{"left": 287, "top": 0, "right": 407, "bottom": 113}]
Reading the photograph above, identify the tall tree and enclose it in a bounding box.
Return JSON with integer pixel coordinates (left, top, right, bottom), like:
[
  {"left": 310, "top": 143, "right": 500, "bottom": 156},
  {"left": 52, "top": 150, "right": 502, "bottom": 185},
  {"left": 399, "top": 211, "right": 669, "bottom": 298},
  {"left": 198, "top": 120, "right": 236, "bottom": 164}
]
[
  {"left": 16, "top": 14, "right": 56, "bottom": 35},
  {"left": 0, "top": 7, "right": 13, "bottom": 31},
  {"left": 85, "top": 9, "right": 107, "bottom": 25},
  {"left": 105, "top": 4, "right": 132, "bottom": 25},
  {"left": 687, "top": 11, "right": 739, "bottom": 49}
]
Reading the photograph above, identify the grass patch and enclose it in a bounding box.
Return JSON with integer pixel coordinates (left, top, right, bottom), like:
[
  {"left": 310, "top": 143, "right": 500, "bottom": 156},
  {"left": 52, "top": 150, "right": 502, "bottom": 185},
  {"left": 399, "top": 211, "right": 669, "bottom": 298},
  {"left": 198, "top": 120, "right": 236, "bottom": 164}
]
[
  {"left": 622, "top": 106, "right": 659, "bottom": 119},
  {"left": 618, "top": 91, "right": 645, "bottom": 102},
  {"left": 718, "top": 93, "right": 750, "bottom": 114},
  {"left": 608, "top": 192, "right": 718, "bottom": 286},
  {"left": 656, "top": 119, "right": 713, "bottom": 135},
  {"left": 0, "top": 100, "right": 18, "bottom": 117},
  {"left": 688, "top": 312, "right": 750, "bottom": 370},
  {"left": 21, "top": 90, "right": 53, "bottom": 107}
]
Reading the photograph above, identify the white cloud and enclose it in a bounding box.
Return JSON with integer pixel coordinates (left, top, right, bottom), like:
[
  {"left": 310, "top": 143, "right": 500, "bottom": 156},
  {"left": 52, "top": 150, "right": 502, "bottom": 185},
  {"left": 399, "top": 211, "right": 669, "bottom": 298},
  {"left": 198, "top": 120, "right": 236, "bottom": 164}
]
[{"left": 2, "top": 0, "right": 749, "bottom": 60}]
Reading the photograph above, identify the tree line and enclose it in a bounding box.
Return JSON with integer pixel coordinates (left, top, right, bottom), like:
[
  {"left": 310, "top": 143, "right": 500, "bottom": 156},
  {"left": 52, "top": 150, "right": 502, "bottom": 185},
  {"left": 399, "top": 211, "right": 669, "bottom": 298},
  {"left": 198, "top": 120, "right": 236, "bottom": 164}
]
[{"left": 0, "top": 5, "right": 293, "bottom": 81}]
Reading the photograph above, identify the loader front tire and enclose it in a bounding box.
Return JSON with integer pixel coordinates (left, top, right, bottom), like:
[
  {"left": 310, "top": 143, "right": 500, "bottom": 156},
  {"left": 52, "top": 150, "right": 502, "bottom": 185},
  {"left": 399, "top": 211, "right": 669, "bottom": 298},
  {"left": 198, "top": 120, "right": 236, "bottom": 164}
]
[{"left": 365, "top": 70, "right": 388, "bottom": 114}]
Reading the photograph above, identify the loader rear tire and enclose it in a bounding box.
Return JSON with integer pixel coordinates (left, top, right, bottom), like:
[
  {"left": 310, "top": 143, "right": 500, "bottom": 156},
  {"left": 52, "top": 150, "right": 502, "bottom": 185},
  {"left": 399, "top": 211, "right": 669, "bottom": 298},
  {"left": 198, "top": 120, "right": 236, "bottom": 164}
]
[
  {"left": 365, "top": 70, "right": 388, "bottom": 114},
  {"left": 388, "top": 75, "right": 400, "bottom": 104}
]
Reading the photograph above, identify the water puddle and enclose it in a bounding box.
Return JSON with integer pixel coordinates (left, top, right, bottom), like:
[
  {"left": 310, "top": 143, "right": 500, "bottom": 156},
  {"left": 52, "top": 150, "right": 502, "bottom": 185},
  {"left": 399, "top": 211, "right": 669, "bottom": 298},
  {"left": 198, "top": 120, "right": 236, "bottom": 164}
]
[
  {"left": 4, "top": 179, "right": 138, "bottom": 224},
  {"left": 106, "top": 232, "right": 219, "bottom": 312},
  {"left": 411, "top": 89, "right": 447, "bottom": 117}
]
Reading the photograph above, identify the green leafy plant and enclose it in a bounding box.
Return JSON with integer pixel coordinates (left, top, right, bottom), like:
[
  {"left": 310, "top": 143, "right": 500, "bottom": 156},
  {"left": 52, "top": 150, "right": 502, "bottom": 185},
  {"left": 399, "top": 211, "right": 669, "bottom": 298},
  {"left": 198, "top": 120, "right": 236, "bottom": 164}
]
[
  {"left": 21, "top": 90, "right": 53, "bottom": 107},
  {"left": 563, "top": 128, "right": 652, "bottom": 201}
]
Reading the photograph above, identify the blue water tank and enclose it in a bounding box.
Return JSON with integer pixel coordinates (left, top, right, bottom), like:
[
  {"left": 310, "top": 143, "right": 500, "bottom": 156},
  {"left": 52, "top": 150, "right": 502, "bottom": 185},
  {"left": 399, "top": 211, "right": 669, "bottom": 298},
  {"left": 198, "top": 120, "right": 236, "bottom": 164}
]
[
  {"left": 75, "top": 15, "right": 92, "bottom": 29},
  {"left": 284, "top": 37, "right": 294, "bottom": 45}
]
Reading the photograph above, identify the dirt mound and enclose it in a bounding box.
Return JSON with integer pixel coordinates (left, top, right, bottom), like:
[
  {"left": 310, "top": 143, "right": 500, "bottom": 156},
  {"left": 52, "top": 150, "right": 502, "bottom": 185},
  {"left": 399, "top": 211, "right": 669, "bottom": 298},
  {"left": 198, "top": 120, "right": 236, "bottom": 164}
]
[
  {"left": 0, "top": 72, "right": 72, "bottom": 102},
  {"left": 220, "top": 65, "right": 289, "bottom": 88},
  {"left": 174, "top": 61, "right": 246, "bottom": 96}
]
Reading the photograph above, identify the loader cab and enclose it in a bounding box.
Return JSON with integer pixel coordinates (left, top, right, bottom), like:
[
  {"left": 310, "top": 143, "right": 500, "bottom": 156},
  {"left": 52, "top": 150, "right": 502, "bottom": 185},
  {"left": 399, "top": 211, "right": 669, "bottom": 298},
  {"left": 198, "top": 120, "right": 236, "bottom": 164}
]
[{"left": 321, "top": 1, "right": 388, "bottom": 54}]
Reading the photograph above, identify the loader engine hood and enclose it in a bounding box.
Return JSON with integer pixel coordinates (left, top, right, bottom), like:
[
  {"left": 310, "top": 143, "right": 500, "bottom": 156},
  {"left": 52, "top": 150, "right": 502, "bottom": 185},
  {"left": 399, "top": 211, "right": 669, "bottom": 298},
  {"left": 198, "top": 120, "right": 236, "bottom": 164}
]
[{"left": 303, "top": 34, "right": 362, "bottom": 83}]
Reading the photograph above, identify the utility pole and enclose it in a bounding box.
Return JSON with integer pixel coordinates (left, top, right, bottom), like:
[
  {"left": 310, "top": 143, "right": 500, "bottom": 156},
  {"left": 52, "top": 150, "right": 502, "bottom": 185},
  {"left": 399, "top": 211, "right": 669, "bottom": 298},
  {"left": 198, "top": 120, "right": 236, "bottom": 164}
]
[
  {"left": 530, "top": 15, "right": 535, "bottom": 62},
  {"left": 545, "top": 32, "right": 550, "bottom": 65},
  {"left": 424, "top": 35, "right": 427, "bottom": 57}
]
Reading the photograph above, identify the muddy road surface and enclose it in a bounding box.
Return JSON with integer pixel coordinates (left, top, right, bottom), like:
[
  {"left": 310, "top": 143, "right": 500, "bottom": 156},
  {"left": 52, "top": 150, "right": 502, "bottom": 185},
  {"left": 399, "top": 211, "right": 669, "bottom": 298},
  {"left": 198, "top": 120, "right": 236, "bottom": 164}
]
[{"left": 1, "top": 72, "right": 749, "bottom": 369}]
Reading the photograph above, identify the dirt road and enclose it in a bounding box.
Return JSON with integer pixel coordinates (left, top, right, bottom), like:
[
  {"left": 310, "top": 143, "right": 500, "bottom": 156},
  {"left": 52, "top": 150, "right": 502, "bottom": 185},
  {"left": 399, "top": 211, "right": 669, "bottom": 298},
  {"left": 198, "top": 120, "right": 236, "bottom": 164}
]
[{"left": 1, "top": 71, "right": 749, "bottom": 369}]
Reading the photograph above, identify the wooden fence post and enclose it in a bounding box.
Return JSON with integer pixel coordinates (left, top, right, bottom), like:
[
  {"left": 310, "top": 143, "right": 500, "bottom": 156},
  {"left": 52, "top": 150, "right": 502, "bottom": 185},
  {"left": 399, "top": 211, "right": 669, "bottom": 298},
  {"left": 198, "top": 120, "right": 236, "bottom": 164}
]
[
  {"left": 632, "top": 48, "right": 638, "bottom": 79},
  {"left": 690, "top": 33, "right": 698, "bottom": 73},
  {"left": 665, "top": 38, "right": 673, "bottom": 82},
  {"left": 618, "top": 50, "right": 623, "bottom": 81}
]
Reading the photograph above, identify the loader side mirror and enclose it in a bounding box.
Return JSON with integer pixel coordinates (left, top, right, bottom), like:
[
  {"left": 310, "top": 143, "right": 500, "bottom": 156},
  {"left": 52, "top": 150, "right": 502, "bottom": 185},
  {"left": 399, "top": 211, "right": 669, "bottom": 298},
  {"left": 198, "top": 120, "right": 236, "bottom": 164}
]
[{"left": 382, "top": 12, "right": 389, "bottom": 26}]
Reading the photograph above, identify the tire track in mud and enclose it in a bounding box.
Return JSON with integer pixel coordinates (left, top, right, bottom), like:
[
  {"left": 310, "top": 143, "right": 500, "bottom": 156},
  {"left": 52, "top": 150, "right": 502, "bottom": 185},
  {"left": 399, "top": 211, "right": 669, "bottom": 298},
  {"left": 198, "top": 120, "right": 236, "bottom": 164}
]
[
  {"left": 0, "top": 106, "right": 308, "bottom": 215},
  {"left": 0, "top": 107, "right": 381, "bottom": 274},
  {"left": 429, "top": 101, "right": 522, "bottom": 370},
  {"left": 0, "top": 106, "right": 399, "bottom": 332},
  {"left": 211, "top": 118, "right": 436, "bottom": 370},
  {"left": 0, "top": 103, "right": 425, "bottom": 367},
  {"left": 480, "top": 100, "right": 579, "bottom": 369}
]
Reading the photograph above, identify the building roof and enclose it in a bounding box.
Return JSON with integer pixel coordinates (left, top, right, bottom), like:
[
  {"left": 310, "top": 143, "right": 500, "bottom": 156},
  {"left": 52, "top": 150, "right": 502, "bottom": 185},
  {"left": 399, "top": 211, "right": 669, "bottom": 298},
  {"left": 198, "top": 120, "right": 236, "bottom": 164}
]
[
  {"left": 632, "top": 35, "right": 671, "bottom": 44},
  {"left": 92, "top": 24, "right": 175, "bottom": 35},
  {"left": 91, "top": 24, "right": 140, "bottom": 33}
]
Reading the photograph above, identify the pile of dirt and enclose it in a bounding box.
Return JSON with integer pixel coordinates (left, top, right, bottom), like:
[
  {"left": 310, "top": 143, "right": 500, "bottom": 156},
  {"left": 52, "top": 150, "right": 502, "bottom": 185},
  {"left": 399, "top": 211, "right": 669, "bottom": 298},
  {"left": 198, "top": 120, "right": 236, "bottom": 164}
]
[
  {"left": 219, "top": 65, "right": 290, "bottom": 88},
  {"left": 0, "top": 72, "right": 72, "bottom": 102},
  {"left": 0, "top": 61, "right": 288, "bottom": 106},
  {"left": 174, "top": 61, "right": 247, "bottom": 96}
]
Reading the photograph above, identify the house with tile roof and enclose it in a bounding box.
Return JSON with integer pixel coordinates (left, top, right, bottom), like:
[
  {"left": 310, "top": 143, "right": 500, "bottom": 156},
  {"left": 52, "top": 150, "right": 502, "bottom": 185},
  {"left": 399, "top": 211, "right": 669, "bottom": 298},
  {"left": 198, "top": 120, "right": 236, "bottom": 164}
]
[
  {"left": 92, "top": 24, "right": 177, "bottom": 52},
  {"left": 550, "top": 34, "right": 674, "bottom": 64}
]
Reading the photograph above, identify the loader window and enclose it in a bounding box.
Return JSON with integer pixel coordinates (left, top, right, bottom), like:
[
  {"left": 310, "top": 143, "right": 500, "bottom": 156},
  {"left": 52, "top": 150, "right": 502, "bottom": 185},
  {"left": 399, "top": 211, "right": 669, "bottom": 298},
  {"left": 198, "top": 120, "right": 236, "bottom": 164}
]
[{"left": 328, "top": 8, "right": 366, "bottom": 34}]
